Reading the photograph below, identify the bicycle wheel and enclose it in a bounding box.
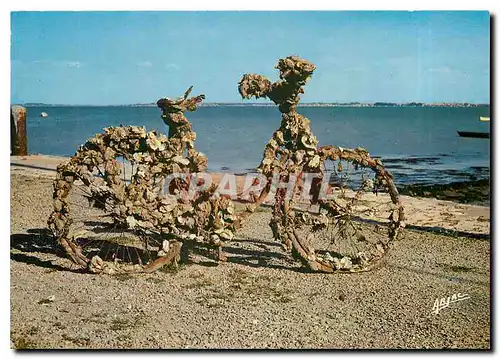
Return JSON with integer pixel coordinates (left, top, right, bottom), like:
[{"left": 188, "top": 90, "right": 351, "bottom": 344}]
[
  {"left": 280, "top": 146, "right": 405, "bottom": 273},
  {"left": 47, "top": 125, "right": 208, "bottom": 274}
]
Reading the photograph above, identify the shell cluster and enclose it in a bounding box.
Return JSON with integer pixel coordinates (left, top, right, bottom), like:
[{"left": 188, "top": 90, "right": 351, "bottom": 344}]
[
  {"left": 47, "top": 57, "right": 405, "bottom": 276},
  {"left": 48, "top": 88, "right": 236, "bottom": 273},
  {"left": 238, "top": 56, "right": 321, "bottom": 177},
  {"left": 239, "top": 56, "right": 405, "bottom": 273}
]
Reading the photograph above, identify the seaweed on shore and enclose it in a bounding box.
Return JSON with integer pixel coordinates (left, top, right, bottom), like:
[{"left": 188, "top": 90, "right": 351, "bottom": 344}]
[{"left": 398, "top": 179, "right": 490, "bottom": 205}]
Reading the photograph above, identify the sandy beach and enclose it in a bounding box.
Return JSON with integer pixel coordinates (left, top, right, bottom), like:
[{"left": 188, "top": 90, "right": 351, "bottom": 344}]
[{"left": 10, "top": 155, "right": 491, "bottom": 349}]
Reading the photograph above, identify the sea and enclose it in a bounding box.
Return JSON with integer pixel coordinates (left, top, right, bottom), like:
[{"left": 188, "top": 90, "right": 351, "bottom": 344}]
[{"left": 23, "top": 105, "right": 490, "bottom": 187}]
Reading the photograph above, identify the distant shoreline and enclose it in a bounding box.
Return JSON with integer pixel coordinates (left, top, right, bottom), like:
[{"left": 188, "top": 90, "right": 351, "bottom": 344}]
[{"left": 18, "top": 102, "right": 490, "bottom": 108}]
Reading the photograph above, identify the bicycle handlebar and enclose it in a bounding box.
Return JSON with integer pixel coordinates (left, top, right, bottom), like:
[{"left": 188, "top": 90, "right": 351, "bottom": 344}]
[{"left": 156, "top": 86, "right": 205, "bottom": 115}]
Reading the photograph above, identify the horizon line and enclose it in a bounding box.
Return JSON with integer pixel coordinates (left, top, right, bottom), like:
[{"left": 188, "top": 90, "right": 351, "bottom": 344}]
[{"left": 15, "top": 101, "right": 491, "bottom": 107}]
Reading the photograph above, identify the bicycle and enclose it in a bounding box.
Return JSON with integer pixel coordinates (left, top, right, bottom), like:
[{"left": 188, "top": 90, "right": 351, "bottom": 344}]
[{"left": 48, "top": 56, "right": 405, "bottom": 275}]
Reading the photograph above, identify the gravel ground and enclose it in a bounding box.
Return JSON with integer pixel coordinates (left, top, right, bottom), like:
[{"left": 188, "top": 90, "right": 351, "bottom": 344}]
[{"left": 10, "top": 169, "right": 491, "bottom": 349}]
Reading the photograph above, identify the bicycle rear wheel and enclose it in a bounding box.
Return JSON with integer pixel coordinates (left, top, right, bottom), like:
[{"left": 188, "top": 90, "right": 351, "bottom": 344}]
[{"left": 47, "top": 126, "right": 199, "bottom": 274}]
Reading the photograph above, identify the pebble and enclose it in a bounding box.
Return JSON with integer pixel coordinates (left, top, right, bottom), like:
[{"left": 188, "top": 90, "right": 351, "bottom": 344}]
[{"left": 10, "top": 175, "right": 492, "bottom": 349}]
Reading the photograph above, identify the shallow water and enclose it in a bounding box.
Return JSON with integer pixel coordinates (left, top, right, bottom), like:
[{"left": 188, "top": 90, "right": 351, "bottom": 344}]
[{"left": 24, "top": 105, "right": 490, "bottom": 186}]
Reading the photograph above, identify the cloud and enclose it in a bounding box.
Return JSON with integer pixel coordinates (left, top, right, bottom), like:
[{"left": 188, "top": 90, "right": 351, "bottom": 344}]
[
  {"left": 137, "top": 61, "right": 153, "bottom": 67},
  {"left": 30, "top": 60, "right": 83, "bottom": 68},
  {"left": 165, "top": 63, "right": 180, "bottom": 71},
  {"left": 343, "top": 66, "right": 367, "bottom": 73},
  {"left": 427, "top": 66, "right": 452, "bottom": 74},
  {"left": 66, "top": 61, "right": 82, "bottom": 68},
  {"left": 385, "top": 56, "right": 415, "bottom": 66}
]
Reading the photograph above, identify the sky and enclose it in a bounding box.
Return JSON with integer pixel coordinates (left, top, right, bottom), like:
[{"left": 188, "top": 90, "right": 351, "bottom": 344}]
[{"left": 10, "top": 11, "right": 490, "bottom": 105}]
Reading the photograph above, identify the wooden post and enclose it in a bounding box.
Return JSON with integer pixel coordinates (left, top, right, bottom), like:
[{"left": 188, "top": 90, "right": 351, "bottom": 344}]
[{"left": 10, "top": 105, "right": 27, "bottom": 156}]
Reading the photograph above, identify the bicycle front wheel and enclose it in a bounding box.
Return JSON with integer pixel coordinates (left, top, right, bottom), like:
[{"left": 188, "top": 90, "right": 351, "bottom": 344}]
[{"left": 280, "top": 146, "right": 405, "bottom": 273}]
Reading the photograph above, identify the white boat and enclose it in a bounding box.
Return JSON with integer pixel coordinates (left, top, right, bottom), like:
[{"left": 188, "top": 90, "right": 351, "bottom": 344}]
[
  {"left": 479, "top": 116, "right": 490, "bottom": 122},
  {"left": 40, "top": 112, "right": 48, "bottom": 118}
]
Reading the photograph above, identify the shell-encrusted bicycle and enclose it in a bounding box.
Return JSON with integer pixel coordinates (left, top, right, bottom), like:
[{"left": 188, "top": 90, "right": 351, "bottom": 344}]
[{"left": 48, "top": 56, "right": 404, "bottom": 274}]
